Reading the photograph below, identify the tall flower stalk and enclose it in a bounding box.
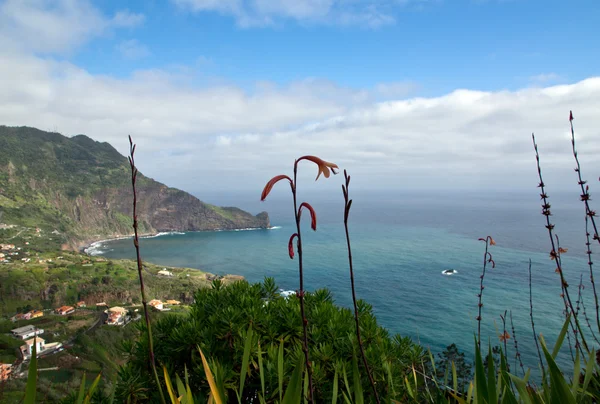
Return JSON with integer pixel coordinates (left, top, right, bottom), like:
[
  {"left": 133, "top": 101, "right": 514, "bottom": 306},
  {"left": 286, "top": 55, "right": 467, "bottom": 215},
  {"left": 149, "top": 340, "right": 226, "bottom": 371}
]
[
  {"left": 476, "top": 235, "right": 495, "bottom": 349},
  {"left": 342, "top": 170, "right": 380, "bottom": 404},
  {"left": 128, "top": 136, "right": 166, "bottom": 404},
  {"left": 261, "top": 155, "right": 338, "bottom": 403},
  {"left": 532, "top": 133, "right": 589, "bottom": 354},
  {"left": 570, "top": 110, "right": 600, "bottom": 334}
]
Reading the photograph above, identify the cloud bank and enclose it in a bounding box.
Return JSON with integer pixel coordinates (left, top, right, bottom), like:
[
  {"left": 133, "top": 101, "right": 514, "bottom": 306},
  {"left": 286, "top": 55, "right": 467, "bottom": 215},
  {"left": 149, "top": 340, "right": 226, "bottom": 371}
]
[{"left": 1, "top": 47, "right": 599, "bottom": 194}]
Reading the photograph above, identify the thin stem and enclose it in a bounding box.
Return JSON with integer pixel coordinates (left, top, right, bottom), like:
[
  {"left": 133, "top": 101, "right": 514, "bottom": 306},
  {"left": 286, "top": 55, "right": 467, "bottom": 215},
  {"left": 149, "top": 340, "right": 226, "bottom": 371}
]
[
  {"left": 128, "top": 136, "right": 166, "bottom": 404},
  {"left": 579, "top": 290, "right": 600, "bottom": 345},
  {"left": 509, "top": 311, "right": 526, "bottom": 377},
  {"left": 532, "top": 134, "right": 589, "bottom": 354},
  {"left": 500, "top": 311, "right": 509, "bottom": 371},
  {"left": 292, "top": 162, "right": 314, "bottom": 403},
  {"left": 528, "top": 259, "right": 545, "bottom": 376},
  {"left": 343, "top": 170, "right": 380, "bottom": 404},
  {"left": 477, "top": 237, "right": 493, "bottom": 349}
]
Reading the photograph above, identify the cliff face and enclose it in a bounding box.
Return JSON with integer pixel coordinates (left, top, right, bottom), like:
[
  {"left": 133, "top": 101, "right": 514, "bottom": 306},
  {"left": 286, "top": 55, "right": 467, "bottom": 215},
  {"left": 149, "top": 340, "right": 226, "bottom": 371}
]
[{"left": 0, "top": 126, "right": 269, "bottom": 247}]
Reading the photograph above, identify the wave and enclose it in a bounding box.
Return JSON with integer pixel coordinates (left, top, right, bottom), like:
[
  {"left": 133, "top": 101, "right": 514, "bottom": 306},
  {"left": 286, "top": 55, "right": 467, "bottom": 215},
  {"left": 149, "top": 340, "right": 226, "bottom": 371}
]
[
  {"left": 269, "top": 226, "right": 282, "bottom": 230},
  {"left": 141, "top": 231, "right": 186, "bottom": 239},
  {"left": 279, "top": 289, "right": 296, "bottom": 298}
]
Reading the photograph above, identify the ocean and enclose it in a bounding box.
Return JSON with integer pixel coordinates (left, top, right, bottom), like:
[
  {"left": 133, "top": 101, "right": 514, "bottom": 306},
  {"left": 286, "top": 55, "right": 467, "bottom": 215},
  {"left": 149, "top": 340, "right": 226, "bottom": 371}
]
[{"left": 89, "top": 190, "right": 597, "bottom": 375}]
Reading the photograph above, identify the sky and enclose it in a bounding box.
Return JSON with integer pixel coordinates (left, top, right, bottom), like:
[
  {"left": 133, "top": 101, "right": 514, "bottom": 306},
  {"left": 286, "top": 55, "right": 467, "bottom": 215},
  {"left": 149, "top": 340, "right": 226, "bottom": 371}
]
[{"left": 0, "top": 0, "right": 599, "bottom": 199}]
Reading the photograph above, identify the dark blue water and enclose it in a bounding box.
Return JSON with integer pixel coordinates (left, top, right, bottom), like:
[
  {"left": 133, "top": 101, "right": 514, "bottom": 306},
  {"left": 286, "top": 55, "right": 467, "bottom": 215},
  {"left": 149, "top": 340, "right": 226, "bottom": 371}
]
[{"left": 93, "top": 190, "right": 597, "bottom": 375}]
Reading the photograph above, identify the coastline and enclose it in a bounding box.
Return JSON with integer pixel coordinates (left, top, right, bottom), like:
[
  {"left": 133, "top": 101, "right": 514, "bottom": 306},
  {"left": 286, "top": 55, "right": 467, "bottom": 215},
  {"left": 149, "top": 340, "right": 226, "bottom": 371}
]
[{"left": 79, "top": 226, "right": 281, "bottom": 255}]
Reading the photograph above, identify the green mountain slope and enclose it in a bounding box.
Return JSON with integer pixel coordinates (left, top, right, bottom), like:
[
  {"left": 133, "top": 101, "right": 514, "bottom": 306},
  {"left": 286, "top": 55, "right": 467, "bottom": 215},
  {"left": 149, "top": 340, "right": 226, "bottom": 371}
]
[{"left": 0, "top": 126, "right": 269, "bottom": 248}]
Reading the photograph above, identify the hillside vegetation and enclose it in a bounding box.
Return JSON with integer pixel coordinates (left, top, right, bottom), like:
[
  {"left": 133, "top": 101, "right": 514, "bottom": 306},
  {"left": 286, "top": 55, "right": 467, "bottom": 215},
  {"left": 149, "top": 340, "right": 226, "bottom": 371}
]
[{"left": 0, "top": 126, "right": 269, "bottom": 249}]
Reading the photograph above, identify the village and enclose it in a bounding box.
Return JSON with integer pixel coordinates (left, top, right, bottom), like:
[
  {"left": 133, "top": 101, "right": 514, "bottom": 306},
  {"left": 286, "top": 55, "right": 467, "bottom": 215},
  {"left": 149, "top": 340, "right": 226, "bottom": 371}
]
[
  {"left": 0, "top": 224, "right": 230, "bottom": 390},
  {"left": 0, "top": 296, "right": 184, "bottom": 382}
]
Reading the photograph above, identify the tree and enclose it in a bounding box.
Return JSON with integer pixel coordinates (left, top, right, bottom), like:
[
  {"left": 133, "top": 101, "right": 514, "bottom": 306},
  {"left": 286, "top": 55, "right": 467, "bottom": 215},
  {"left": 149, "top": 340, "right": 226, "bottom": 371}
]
[{"left": 436, "top": 343, "right": 472, "bottom": 393}]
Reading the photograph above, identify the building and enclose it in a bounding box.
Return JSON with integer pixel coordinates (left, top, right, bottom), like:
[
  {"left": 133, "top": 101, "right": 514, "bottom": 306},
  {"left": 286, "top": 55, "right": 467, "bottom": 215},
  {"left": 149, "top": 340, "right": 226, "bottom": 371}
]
[
  {"left": 27, "top": 310, "right": 43, "bottom": 319},
  {"left": 10, "top": 313, "right": 26, "bottom": 322},
  {"left": 148, "top": 299, "right": 164, "bottom": 310},
  {"left": 55, "top": 306, "right": 75, "bottom": 316},
  {"left": 157, "top": 269, "right": 174, "bottom": 277},
  {"left": 76, "top": 301, "right": 86, "bottom": 308},
  {"left": 0, "top": 363, "right": 12, "bottom": 381},
  {"left": 23, "top": 337, "right": 45, "bottom": 357},
  {"left": 11, "top": 325, "right": 44, "bottom": 340},
  {"left": 166, "top": 299, "right": 181, "bottom": 305},
  {"left": 106, "top": 307, "right": 128, "bottom": 325}
]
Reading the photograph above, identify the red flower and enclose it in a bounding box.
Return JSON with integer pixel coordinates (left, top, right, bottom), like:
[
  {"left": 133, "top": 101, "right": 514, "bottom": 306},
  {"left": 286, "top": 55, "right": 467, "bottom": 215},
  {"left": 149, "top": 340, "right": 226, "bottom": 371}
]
[
  {"left": 296, "top": 155, "right": 339, "bottom": 181},
  {"left": 299, "top": 202, "right": 317, "bottom": 231},
  {"left": 288, "top": 233, "right": 298, "bottom": 259},
  {"left": 499, "top": 331, "right": 511, "bottom": 342},
  {"left": 261, "top": 175, "right": 293, "bottom": 201}
]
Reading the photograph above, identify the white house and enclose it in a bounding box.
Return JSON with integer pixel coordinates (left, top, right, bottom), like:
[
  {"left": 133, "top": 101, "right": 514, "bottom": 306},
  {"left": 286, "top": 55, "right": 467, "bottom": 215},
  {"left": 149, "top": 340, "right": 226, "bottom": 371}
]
[
  {"left": 148, "top": 299, "right": 164, "bottom": 310},
  {"left": 22, "top": 337, "right": 45, "bottom": 357},
  {"left": 157, "top": 269, "right": 173, "bottom": 277},
  {"left": 11, "top": 325, "right": 44, "bottom": 340}
]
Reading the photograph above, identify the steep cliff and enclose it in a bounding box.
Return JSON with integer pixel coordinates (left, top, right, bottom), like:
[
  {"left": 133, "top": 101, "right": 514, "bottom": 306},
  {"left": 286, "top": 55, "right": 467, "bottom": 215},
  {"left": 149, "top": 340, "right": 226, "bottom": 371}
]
[{"left": 0, "top": 126, "right": 269, "bottom": 248}]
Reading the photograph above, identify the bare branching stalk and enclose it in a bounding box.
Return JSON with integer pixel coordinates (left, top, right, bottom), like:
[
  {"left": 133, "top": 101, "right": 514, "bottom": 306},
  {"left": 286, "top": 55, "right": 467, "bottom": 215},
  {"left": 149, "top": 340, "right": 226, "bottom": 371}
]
[
  {"left": 342, "top": 170, "right": 380, "bottom": 404},
  {"left": 532, "top": 134, "right": 589, "bottom": 354},
  {"left": 476, "top": 236, "right": 495, "bottom": 349},
  {"left": 128, "top": 136, "right": 166, "bottom": 404},
  {"left": 570, "top": 111, "right": 600, "bottom": 333},
  {"left": 509, "top": 311, "right": 526, "bottom": 377},
  {"left": 528, "top": 259, "right": 545, "bottom": 375}
]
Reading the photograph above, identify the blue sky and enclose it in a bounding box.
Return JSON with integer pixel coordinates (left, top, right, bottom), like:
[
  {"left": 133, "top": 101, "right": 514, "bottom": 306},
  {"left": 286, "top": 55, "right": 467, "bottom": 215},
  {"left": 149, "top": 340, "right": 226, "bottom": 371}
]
[
  {"left": 0, "top": 0, "right": 599, "bottom": 194},
  {"left": 75, "top": 0, "right": 599, "bottom": 95}
]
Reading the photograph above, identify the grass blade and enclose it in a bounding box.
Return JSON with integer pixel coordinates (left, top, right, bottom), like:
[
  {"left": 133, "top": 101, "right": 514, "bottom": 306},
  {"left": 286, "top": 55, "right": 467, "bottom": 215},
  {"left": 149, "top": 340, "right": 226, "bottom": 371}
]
[
  {"left": 84, "top": 373, "right": 102, "bottom": 404},
  {"left": 24, "top": 338, "right": 38, "bottom": 404},
  {"left": 332, "top": 366, "right": 339, "bottom": 404},
  {"left": 540, "top": 335, "right": 576, "bottom": 404},
  {"left": 198, "top": 347, "right": 225, "bottom": 404},
  {"left": 258, "top": 341, "right": 265, "bottom": 398},
  {"left": 487, "top": 344, "right": 497, "bottom": 404},
  {"left": 352, "top": 354, "right": 364, "bottom": 404},
  {"left": 76, "top": 372, "right": 87, "bottom": 404},
  {"left": 238, "top": 326, "right": 254, "bottom": 402},
  {"left": 282, "top": 354, "right": 304, "bottom": 404},
  {"left": 580, "top": 349, "right": 596, "bottom": 399},
  {"left": 163, "top": 365, "right": 179, "bottom": 403},
  {"left": 552, "top": 315, "right": 571, "bottom": 359},
  {"left": 474, "top": 336, "right": 488, "bottom": 403},
  {"left": 279, "top": 339, "right": 284, "bottom": 402},
  {"left": 176, "top": 374, "right": 187, "bottom": 403}
]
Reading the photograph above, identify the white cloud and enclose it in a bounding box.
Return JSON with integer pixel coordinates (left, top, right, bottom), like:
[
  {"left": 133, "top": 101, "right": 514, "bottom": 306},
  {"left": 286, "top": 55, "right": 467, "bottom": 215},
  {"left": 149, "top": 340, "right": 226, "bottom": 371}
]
[
  {"left": 112, "top": 10, "right": 146, "bottom": 28},
  {"left": 116, "top": 39, "right": 151, "bottom": 60},
  {"left": 530, "top": 73, "right": 562, "bottom": 84},
  {"left": 171, "top": 0, "right": 428, "bottom": 27},
  {"left": 0, "top": 0, "right": 145, "bottom": 53},
  {"left": 1, "top": 50, "right": 599, "bottom": 195}
]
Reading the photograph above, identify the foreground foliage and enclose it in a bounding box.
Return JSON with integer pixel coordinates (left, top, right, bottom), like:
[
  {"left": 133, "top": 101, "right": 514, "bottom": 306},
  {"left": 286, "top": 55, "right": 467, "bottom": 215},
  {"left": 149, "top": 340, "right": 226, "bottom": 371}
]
[{"left": 116, "top": 278, "right": 425, "bottom": 402}]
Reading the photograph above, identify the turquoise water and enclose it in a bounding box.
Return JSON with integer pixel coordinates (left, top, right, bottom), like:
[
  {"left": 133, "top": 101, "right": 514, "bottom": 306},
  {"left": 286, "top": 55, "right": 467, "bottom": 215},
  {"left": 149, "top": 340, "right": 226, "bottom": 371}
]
[{"left": 93, "top": 191, "right": 596, "bottom": 374}]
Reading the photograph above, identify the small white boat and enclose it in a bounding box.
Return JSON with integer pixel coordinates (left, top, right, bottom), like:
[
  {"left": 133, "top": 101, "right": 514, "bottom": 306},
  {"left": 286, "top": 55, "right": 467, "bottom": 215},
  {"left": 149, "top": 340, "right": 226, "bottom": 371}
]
[{"left": 442, "top": 269, "right": 458, "bottom": 276}]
